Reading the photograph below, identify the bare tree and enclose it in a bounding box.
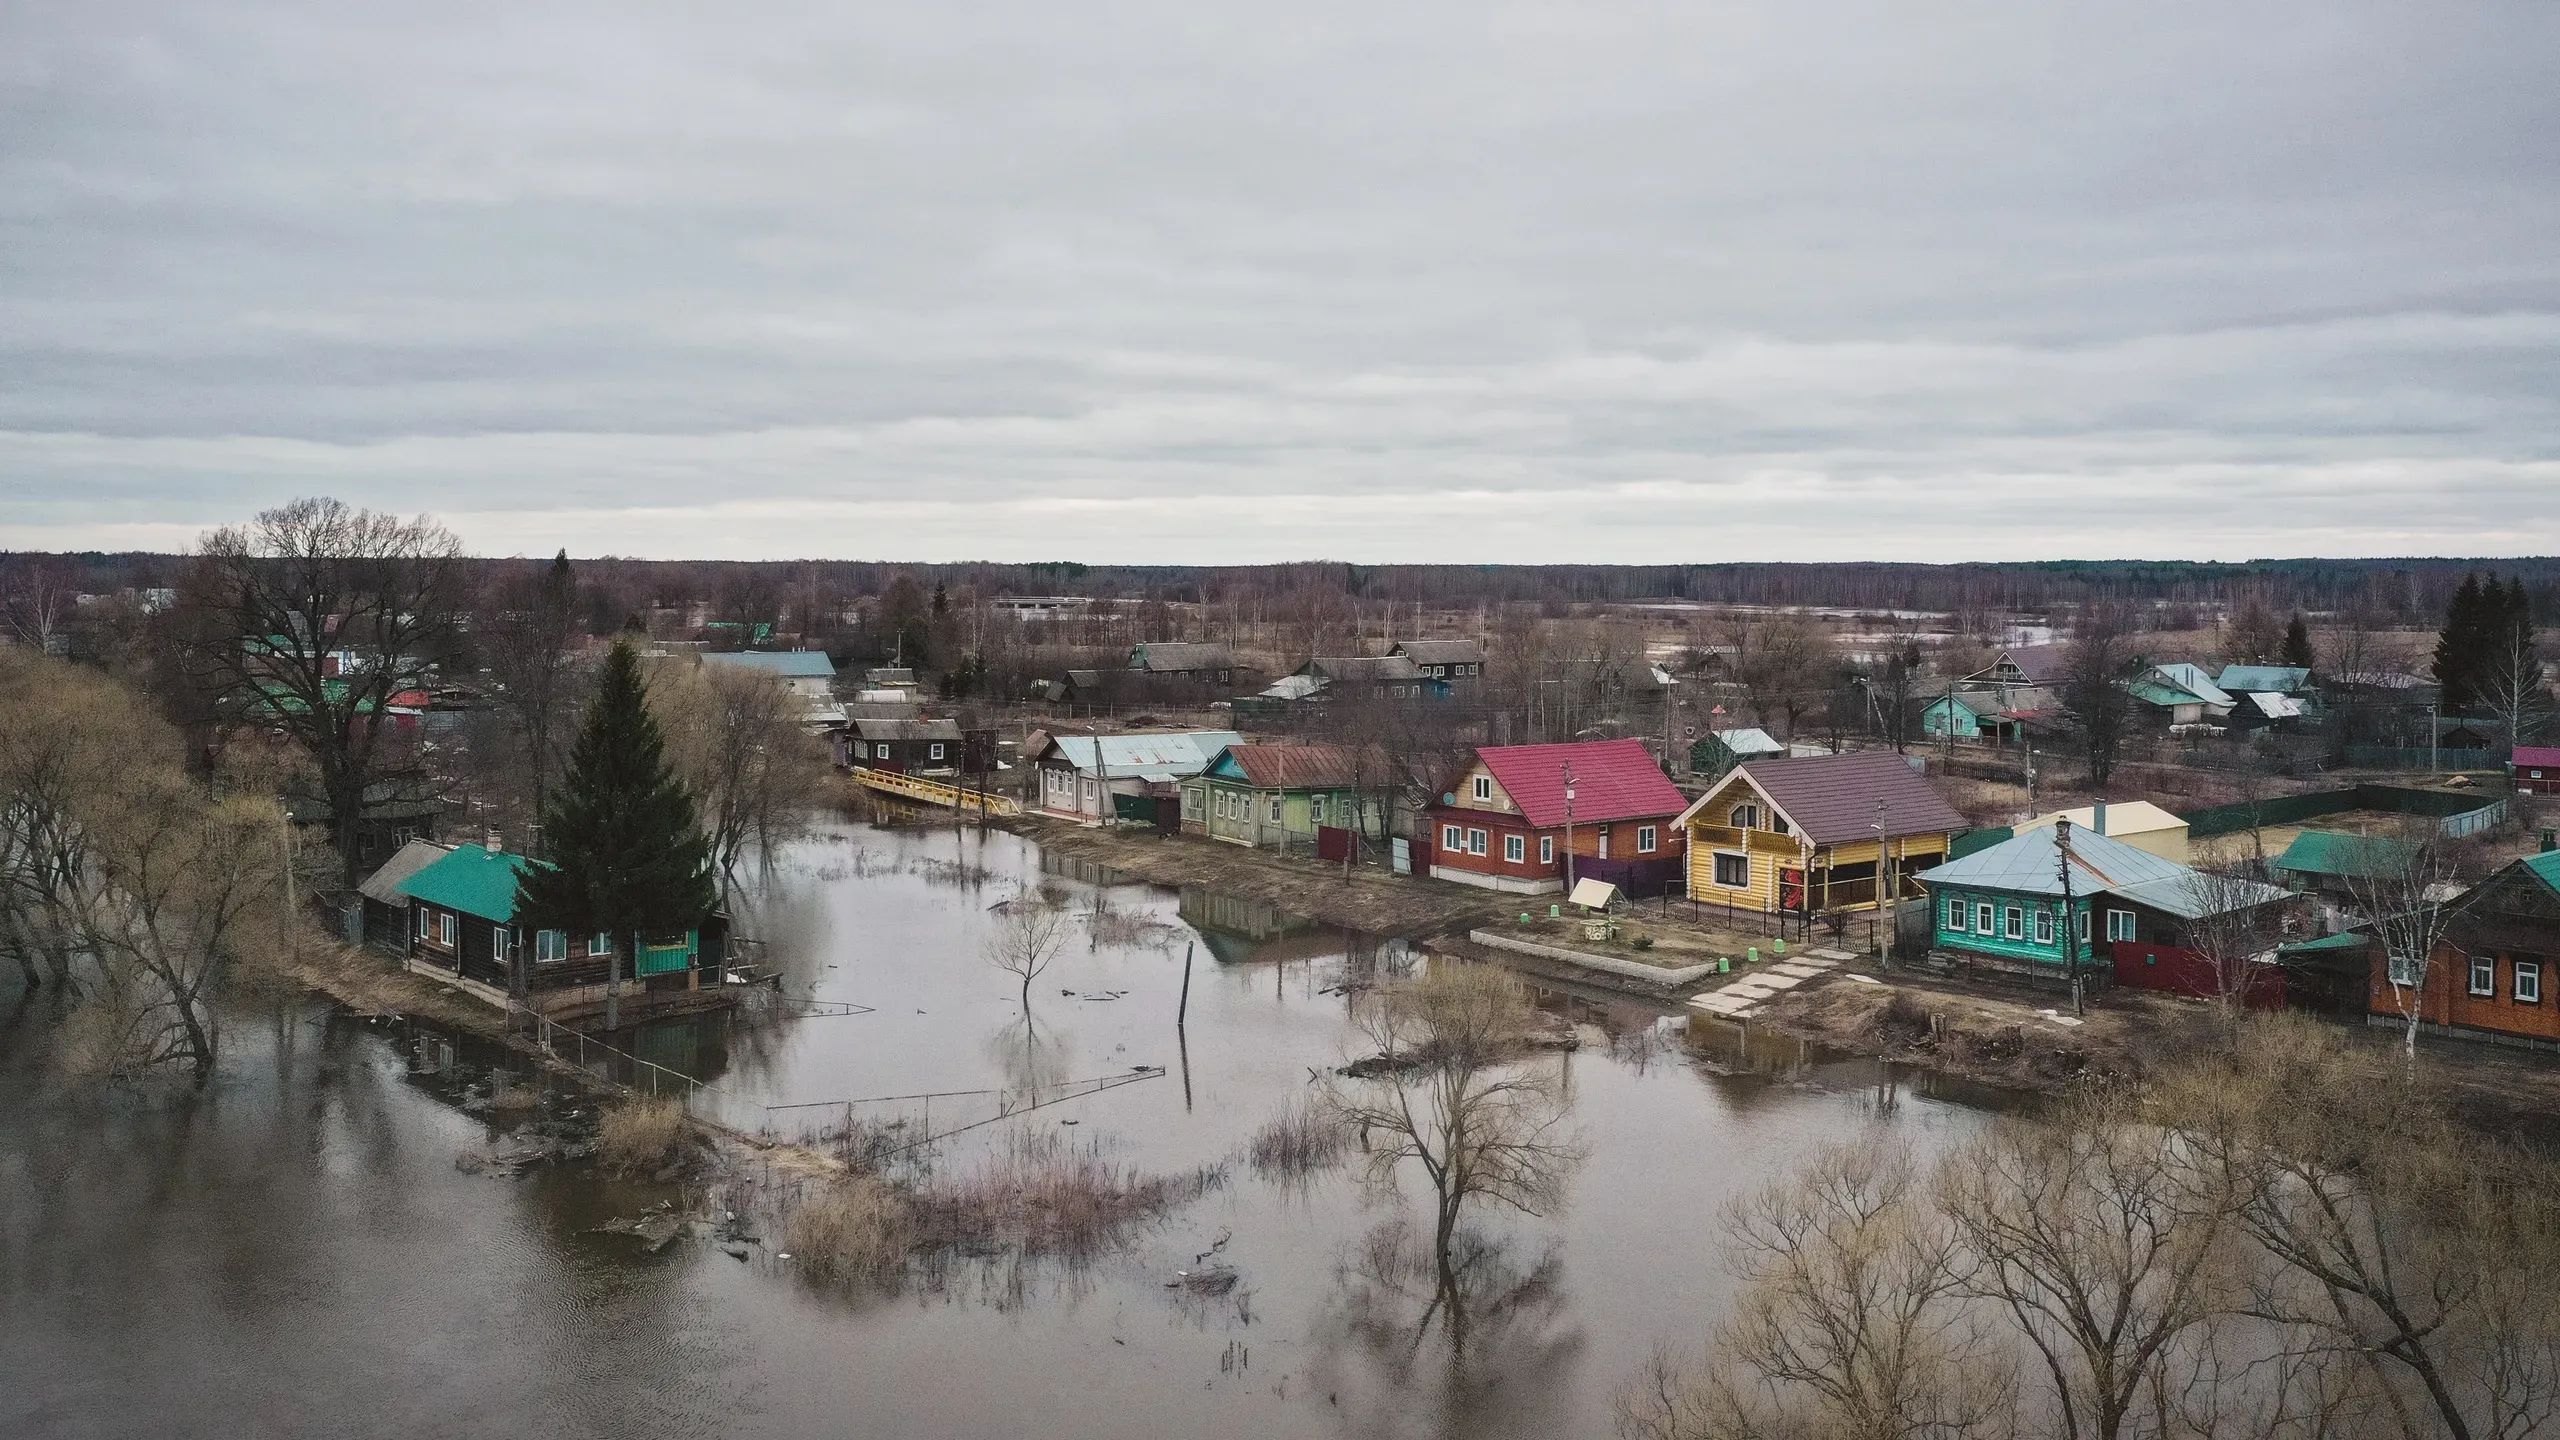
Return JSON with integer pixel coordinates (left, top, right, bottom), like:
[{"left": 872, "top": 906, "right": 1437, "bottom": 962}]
[
  {"left": 0, "top": 646, "right": 128, "bottom": 993},
  {"left": 1328, "top": 966, "right": 1581, "bottom": 1331},
  {"left": 482, "top": 550, "right": 585, "bottom": 822},
  {"left": 187, "top": 498, "right": 470, "bottom": 884},
  {"left": 2066, "top": 605, "right": 2134, "bottom": 787},
  {"left": 649, "top": 658, "right": 829, "bottom": 888},
  {"left": 2336, "top": 826, "right": 2462, "bottom": 1058},
  {"left": 2177, "top": 865, "right": 2291, "bottom": 1027},
  {"left": 0, "top": 553, "right": 80, "bottom": 652},
  {"left": 1936, "top": 1090, "right": 2243, "bottom": 1440},
  {"left": 2474, "top": 619, "right": 2550, "bottom": 750},
  {"left": 984, "top": 896, "right": 1070, "bottom": 1012},
  {"left": 1622, "top": 1137, "right": 2015, "bottom": 1440}
]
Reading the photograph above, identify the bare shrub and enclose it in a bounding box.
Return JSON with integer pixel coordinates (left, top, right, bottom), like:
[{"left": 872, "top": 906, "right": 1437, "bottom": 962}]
[
  {"left": 1248, "top": 1098, "right": 1353, "bottom": 1182},
  {"left": 786, "top": 1175, "right": 915, "bottom": 1287},
  {"left": 985, "top": 898, "right": 1071, "bottom": 1011},
  {"left": 596, "top": 1096, "right": 690, "bottom": 1175},
  {"left": 912, "top": 1127, "right": 1223, "bottom": 1262}
]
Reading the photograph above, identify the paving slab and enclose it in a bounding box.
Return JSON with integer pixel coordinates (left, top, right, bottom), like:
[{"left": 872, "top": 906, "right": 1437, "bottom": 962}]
[
  {"left": 1749, "top": 972, "right": 1809, "bottom": 992},
  {"left": 1769, "top": 963, "right": 1824, "bottom": 979},
  {"left": 1806, "top": 947, "right": 1860, "bottom": 962}
]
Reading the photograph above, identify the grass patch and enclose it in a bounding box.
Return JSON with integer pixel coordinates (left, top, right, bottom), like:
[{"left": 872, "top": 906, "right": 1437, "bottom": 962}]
[
  {"left": 911, "top": 1128, "right": 1224, "bottom": 1262},
  {"left": 597, "top": 1096, "right": 690, "bottom": 1176},
  {"left": 786, "top": 1175, "right": 915, "bottom": 1286},
  {"left": 1247, "top": 1098, "right": 1353, "bottom": 1181}
]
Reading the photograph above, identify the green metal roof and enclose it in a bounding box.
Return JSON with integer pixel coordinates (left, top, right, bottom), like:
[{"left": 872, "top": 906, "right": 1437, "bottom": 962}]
[
  {"left": 397, "top": 843, "right": 544, "bottom": 924},
  {"left": 2523, "top": 850, "right": 2560, "bottom": 891},
  {"left": 2272, "top": 830, "right": 2412, "bottom": 880},
  {"left": 2279, "top": 931, "right": 2370, "bottom": 954}
]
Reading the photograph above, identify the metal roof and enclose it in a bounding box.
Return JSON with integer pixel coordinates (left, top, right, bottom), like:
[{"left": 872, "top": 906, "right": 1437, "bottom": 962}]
[
  {"left": 1303, "top": 655, "right": 1426, "bottom": 683},
  {"left": 2018, "top": 800, "right": 2187, "bottom": 837},
  {"left": 1390, "top": 638, "right": 1486, "bottom": 666},
  {"left": 1477, "top": 739, "right": 1686, "bottom": 828},
  {"left": 1043, "top": 730, "right": 1242, "bottom": 782},
  {"left": 1704, "top": 727, "right": 1785, "bottom": 755},
  {"left": 397, "top": 842, "right": 539, "bottom": 924},
  {"left": 1206, "top": 744, "right": 1386, "bottom": 790},
  {"left": 1915, "top": 824, "right": 2286, "bottom": 919},
  {"left": 2144, "top": 663, "right": 2236, "bottom": 708},
  {"left": 1698, "top": 751, "right": 1967, "bottom": 846},
  {"left": 2274, "top": 830, "right": 2416, "bottom": 881},
  {"left": 358, "top": 839, "right": 452, "bottom": 907},
  {"left": 2246, "top": 692, "right": 2306, "bottom": 719},
  {"left": 703, "top": 650, "right": 836, "bottom": 679},
  {"left": 1129, "top": 642, "right": 1233, "bottom": 673},
  {"left": 850, "top": 716, "right": 962, "bottom": 741},
  {"left": 2513, "top": 745, "right": 2560, "bottom": 768},
  {"left": 2218, "top": 665, "right": 2311, "bottom": 694}
]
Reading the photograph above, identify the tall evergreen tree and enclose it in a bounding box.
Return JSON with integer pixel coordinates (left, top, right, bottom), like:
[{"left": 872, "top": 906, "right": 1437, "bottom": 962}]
[
  {"left": 517, "top": 640, "right": 716, "bottom": 1014},
  {"left": 2432, "top": 574, "right": 2489, "bottom": 710},
  {"left": 2280, "top": 612, "right": 2315, "bottom": 670}
]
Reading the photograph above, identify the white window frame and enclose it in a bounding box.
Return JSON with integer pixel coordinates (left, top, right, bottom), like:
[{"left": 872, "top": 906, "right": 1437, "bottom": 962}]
[
  {"left": 1443, "top": 824, "right": 1464, "bottom": 852},
  {"left": 1771, "top": 814, "right": 1790, "bottom": 836},
  {"left": 415, "top": 907, "right": 432, "bottom": 940},
  {"left": 1504, "top": 834, "right": 1526, "bottom": 863},
  {"left": 1713, "top": 852, "right": 1749, "bottom": 889},
  {"left": 1730, "top": 803, "right": 1759, "bottom": 830},
  {"left": 1310, "top": 795, "right": 1325, "bottom": 824},
  {"left": 2387, "top": 950, "right": 2420, "bottom": 987},
  {"left": 1540, "top": 835, "right": 1554, "bottom": 865},
  {"left": 2003, "top": 906, "right": 2023, "bottom": 940},
  {"left": 2470, "top": 955, "right": 2496, "bottom": 997},
  {"left": 535, "top": 929, "right": 568, "bottom": 964},
  {"left": 1184, "top": 790, "right": 1202, "bottom": 819},
  {"left": 1637, "top": 825, "right": 1657, "bottom": 853},
  {"left": 2107, "top": 909, "right": 2137, "bottom": 943},
  {"left": 590, "top": 932, "right": 614, "bottom": 956},
  {"left": 2035, "top": 911, "right": 2055, "bottom": 945},
  {"left": 492, "top": 927, "right": 515, "bottom": 965},
  {"left": 1472, "top": 775, "right": 1493, "bottom": 803},
  {"left": 1467, "top": 828, "right": 1488, "bottom": 857},
  {"left": 2517, "top": 960, "right": 2543, "bottom": 1005},
  {"left": 929, "top": 742, "right": 946, "bottom": 761},
  {"left": 1946, "top": 897, "right": 1967, "bottom": 931},
  {"left": 1976, "top": 902, "right": 1995, "bottom": 934},
  {"left": 437, "top": 912, "right": 456, "bottom": 947},
  {"left": 1269, "top": 795, "right": 1283, "bottom": 823},
  {"left": 2076, "top": 909, "right": 2091, "bottom": 944}
]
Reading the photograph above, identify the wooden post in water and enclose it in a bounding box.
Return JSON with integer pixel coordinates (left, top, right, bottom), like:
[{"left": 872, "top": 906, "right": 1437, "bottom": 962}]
[{"left": 1177, "top": 941, "right": 1194, "bottom": 1028}]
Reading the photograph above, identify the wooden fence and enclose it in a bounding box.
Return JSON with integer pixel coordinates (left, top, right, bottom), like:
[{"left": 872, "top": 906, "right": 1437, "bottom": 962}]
[{"left": 851, "top": 766, "right": 1021, "bottom": 816}]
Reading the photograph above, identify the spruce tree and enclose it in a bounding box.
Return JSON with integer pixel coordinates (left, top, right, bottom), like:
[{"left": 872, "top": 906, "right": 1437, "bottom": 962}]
[
  {"left": 2433, "top": 574, "right": 2487, "bottom": 710},
  {"left": 2281, "top": 612, "right": 2315, "bottom": 670},
  {"left": 518, "top": 639, "right": 717, "bottom": 953}
]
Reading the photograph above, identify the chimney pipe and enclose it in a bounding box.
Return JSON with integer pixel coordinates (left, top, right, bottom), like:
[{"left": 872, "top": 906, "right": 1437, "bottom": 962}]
[
  {"left": 2092, "top": 801, "right": 2107, "bottom": 837},
  {"left": 485, "top": 830, "right": 502, "bottom": 854}
]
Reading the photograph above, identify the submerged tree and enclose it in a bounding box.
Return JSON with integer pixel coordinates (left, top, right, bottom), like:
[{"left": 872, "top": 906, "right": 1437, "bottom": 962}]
[
  {"left": 984, "top": 896, "right": 1070, "bottom": 1013},
  {"left": 1329, "top": 966, "right": 1581, "bottom": 1340},
  {"left": 482, "top": 549, "right": 584, "bottom": 821},
  {"left": 517, "top": 639, "right": 716, "bottom": 1025},
  {"left": 649, "top": 657, "right": 829, "bottom": 890}
]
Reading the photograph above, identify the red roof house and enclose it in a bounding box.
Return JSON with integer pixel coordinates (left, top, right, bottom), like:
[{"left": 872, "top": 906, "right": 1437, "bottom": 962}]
[
  {"left": 1426, "top": 739, "right": 1687, "bottom": 895},
  {"left": 2517, "top": 746, "right": 2560, "bottom": 795}
]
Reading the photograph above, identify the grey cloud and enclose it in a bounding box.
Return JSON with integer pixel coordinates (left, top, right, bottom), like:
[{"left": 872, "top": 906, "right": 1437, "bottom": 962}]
[{"left": 1, "top": 0, "right": 2555, "bottom": 559}]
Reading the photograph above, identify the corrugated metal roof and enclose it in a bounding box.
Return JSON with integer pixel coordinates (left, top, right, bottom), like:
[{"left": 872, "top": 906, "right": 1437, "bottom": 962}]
[
  {"left": 1915, "top": 824, "right": 2286, "bottom": 919},
  {"left": 704, "top": 650, "right": 836, "bottom": 679},
  {"left": 850, "top": 716, "right": 962, "bottom": 741},
  {"left": 1478, "top": 739, "right": 1685, "bottom": 828},
  {"left": 2019, "top": 800, "right": 2187, "bottom": 838},
  {"left": 2273, "top": 830, "right": 2413, "bottom": 880},
  {"left": 1724, "top": 751, "right": 1967, "bottom": 846},
  {"left": 1211, "top": 744, "right": 1387, "bottom": 790},
  {"left": 1129, "top": 642, "right": 1233, "bottom": 673},
  {"left": 1046, "top": 730, "right": 1242, "bottom": 782},
  {"left": 1304, "top": 655, "right": 1425, "bottom": 683},
  {"left": 358, "top": 839, "right": 452, "bottom": 907},
  {"left": 2146, "top": 663, "right": 2236, "bottom": 708},
  {"left": 2247, "top": 692, "right": 2306, "bottom": 719},
  {"left": 1707, "top": 727, "right": 1785, "bottom": 755},
  {"left": 2513, "top": 745, "right": 2560, "bottom": 768}
]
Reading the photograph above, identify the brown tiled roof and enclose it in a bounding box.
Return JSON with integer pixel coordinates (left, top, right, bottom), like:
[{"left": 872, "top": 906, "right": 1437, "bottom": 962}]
[
  {"left": 1737, "top": 751, "right": 1967, "bottom": 846},
  {"left": 1218, "top": 744, "right": 1387, "bottom": 790}
]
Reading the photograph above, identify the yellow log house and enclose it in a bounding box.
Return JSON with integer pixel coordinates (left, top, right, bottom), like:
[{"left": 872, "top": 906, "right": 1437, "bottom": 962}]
[{"left": 1679, "top": 751, "right": 1969, "bottom": 915}]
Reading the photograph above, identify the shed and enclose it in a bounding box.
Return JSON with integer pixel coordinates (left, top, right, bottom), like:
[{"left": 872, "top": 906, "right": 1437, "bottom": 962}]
[{"left": 2016, "top": 801, "right": 2190, "bottom": 864}]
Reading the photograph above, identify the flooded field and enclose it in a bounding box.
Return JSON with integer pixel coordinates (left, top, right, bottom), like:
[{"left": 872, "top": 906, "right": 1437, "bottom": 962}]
[{"left": 0, "top": 818, "right": 2005, "bottom": 1440}]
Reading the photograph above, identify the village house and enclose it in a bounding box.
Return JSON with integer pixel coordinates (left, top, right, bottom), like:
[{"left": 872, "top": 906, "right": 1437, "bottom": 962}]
[
  {"left": 2367, "top": 849, "right": 2560, "bottom": 1050},
  {"left": 1387, "top": 637, "right": 1487, "bottom": 681},
  {"left": 1178, "top": 744, "right": 1389, "bottom": 853},
  {"left": 1959, "top": 645, "right": 2069, "bottom": 710},
  {"left": 2271, "top": 830, "right": 2414, "bottom": 928},
  {"left": 845, "top": 715, "right": 967, "bottom": 775},
  {"left": 2216, "top": 664, "right": 2313, "bottom": 697},
  {"left": 2128, "top": 662, "right": 2236, "bottom": 727},
  {"left": 1688, "top": 726, "right": 1785, "bottom": 780},
  {"left": 2514, "top": 745, "right": 2560, "bottom": 796},
  {"left": 1128, "top": 641, "right": 1237, "bottom": 685},
  {"left": 703, "top": 649, "right": 845, "bottom": 729},
  {"left": 1291, "top": 655, "right": 1446, "bottom": 702},
  {"left": 370, "top": 836, "right": 727, "bottom": 1019},
  {"left": 1679, "top": 751, "right": 1966, "bottom": 916},
  {"left": 1919, "top": 692, "right": 2024, "bottom": 743},
  {"left": 1030, "top": 729, "right": 1241, "bottom": 825},
  {"left": 2015, "top": 800, "right": 2192, "bottom": 864},
  {"left": 1916, "top": 823, "right": 2291, "bottom": 995},
  {"left": 1426, "top": 738, "right": 1688, "bottom": 896}
]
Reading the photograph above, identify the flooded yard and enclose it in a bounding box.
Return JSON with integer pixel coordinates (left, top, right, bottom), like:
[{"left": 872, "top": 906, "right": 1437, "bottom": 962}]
[{"left": 1, "top": 818, "right": 2004, "bottom": 1439}]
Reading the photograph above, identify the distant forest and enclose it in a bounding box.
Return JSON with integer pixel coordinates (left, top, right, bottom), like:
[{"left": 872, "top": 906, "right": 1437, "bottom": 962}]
[{"left": 18, "top": 551, "right": 2560, "bottom": 624}]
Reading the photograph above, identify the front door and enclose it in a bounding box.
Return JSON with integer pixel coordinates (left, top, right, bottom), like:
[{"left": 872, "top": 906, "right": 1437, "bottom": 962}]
[{"left": 1780, "top": 868, "right": 1806, "bottom": 912}]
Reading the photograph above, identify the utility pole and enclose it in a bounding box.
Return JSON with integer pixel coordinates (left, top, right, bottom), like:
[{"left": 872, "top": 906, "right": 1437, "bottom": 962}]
[
  {"left": 1562, "top": 761, "right": 1578, "bottom": 893},
  {"left": 2056, "top": 816, "right": 2084, "bottom": 1017},
  {"left": 2426, "top": 701, "right": 2439, "bottom": 774},
  {"left": 1872, "top": 799, "right": 1889, "bottom": 968}
]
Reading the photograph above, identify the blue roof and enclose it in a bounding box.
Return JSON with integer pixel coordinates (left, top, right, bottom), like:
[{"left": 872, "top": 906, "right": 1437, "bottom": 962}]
[
  {"left": 1916, "top": 823, "right": 2285, "bottom": 920},
  {"left": 2147, "top": 663, "right": 2235, "bottom": 708},
  {"left": 398, "top": 843, "right": 543, "bottom": 923},
  {"left": 2218, "top": 665, "right": 2311, "bottom": 694},
  {"left": 703, "top": 650, "right": 835, "bottom": 679}
]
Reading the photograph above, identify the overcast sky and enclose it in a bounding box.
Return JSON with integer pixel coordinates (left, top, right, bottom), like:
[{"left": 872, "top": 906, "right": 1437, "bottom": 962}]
[{"left": 4, "top": 0, "right": 2557, "bottom": 563}]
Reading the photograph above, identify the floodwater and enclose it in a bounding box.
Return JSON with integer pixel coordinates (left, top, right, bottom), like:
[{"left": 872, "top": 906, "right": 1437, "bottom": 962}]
[{"left": 0, "top": 818, "right": 2006, "bottom": 1440}]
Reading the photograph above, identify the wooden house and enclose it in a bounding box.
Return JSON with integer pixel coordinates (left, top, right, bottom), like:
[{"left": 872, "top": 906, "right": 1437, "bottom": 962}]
[
  {"left": 376, "top": 838, "right": 726, "bottom": 1019},
  {"left": 1679, "top": 751, "right": 1966, "bottom": 915},
  {"left": 1388, "top": 638, "right": 1487, "bottom": 682},
  {"left": 2216, "top": 664, "right": 2312, "bottom": 697},
  {"left": 1179, "top": 744, "right": 1389, "bottom": 852},
  {"left": 846, "top": 716, "right": 966, "bottom": 775},
  {"left": 1030, "top": 730, "right": 1241, "bottom": 824},
  {"left": 1292, "top": 655, "right": 1447, "bottom": 702},
  {"left": 1916, "top": 823, "right": 2291, "bottom": 995},
  {"left": 704, "top": 649, "right": 845, "bottom": 729},
  {"left": 2513, "top": 745, "right": 2560, "bottom": 796},
  {"left": 1688, "top": 726, "right": 1785, "bottom": 780},
  {"left": 2367, "top": 849, "right": 2560, "bottom": 1050},
  {"left": 2128, "top": 662, "right": 2236, "bottom": 727},
  {"left": 1425, "top": 739, "right": 1687, "bottom": 896},
  {"left": 1960, "top": 645, "right": 2069, "bottom": 710}
]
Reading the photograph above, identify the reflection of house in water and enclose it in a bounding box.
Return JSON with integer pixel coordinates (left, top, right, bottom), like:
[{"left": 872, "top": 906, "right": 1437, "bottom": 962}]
[
  {"left": 1178, "top": 888, "right": 1362, "bottom": 966},
  {"left": 625, "top": 1009, "right": 734, "bottom": 1089}
]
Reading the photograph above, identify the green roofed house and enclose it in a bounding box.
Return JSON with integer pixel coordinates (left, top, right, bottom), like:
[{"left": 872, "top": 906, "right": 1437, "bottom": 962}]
[
  {"left": 2128, "top": 662, "right": 2236, "bottom": 727},
  {"left": 1916, "top": 823, "right": 2291, "bottom": 996},
  {"left": 1688, "top": 726, "right": 1785, "bottom": 779},
  {"left": 377, "top": 837, "right": 727, "bottom": 1020},
  {"left": 1178, "top": 744, "right": 1391, "bottom": 854}
]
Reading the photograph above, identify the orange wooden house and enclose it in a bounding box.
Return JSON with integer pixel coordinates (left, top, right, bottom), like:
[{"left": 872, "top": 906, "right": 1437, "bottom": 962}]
[{"left": 2369, "top": 849, "right": 2560, "bottom": 1050}]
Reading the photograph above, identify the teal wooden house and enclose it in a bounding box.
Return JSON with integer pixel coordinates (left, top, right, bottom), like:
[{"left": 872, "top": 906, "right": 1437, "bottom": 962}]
[
  {"left": 1914, "top": 824, "right": 2287, "bottom": 981},
  {"left": 1178, "top": 744, "right": 1389, "bottom": 853}
]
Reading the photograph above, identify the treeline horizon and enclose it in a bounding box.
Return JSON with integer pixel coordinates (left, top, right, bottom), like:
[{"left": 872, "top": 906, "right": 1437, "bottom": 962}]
[{"left": 16, "top": 550, "right": 2560, "bottom": 622}]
